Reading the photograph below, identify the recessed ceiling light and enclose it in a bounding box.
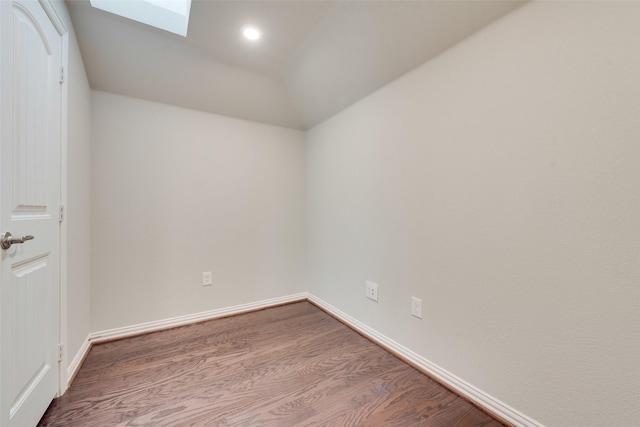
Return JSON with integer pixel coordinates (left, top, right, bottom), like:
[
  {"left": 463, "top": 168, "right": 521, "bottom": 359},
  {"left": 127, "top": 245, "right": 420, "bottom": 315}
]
[{"left": 242, "top": 26, "right": 262, "bottom": 41}]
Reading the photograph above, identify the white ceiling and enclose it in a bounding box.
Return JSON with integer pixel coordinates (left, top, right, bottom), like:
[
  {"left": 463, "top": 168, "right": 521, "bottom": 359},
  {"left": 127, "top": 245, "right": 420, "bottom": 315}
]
[{"left": 66, "top": 0, "right": 525, "bottom": 130}]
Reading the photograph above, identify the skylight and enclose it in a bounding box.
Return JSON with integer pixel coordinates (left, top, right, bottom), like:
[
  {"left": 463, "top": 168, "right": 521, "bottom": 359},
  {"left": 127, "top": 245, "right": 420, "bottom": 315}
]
[{"left": 90, "top": 0, "right": 192, "bottom": 37}]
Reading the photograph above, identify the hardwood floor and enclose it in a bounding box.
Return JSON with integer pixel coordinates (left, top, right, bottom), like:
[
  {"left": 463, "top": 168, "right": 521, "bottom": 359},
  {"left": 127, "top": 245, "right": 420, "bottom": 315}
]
[{"left": 39, "top": 302, "right": 505, "bottom": 426}]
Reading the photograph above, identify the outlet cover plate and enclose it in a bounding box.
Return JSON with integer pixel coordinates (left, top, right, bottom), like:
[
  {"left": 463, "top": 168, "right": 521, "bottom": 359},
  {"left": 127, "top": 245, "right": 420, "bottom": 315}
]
[
  {"left": 411, "top": 296, "right": 422, "bottom": 318},
  {"left": 203, "top": 271, "right": 212, "bottom": 286},
  {"left": 366, "top": 281, "right": 378, "bottom": 302}
]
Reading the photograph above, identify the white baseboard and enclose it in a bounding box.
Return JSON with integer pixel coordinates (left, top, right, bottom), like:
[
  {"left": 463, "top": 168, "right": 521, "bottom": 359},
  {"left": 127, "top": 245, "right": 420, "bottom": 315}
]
[
  {"left": 88, "top": 292, "right": 308, "bottom": 344},
  {"left": 307, "top": 293, "right": 544, "bottom": 427},
  {"left": 66, "top": 335, "right": 91, "bottom": 389},
  {"left": 80, "top": 292, "right": 541, "bottom": 427}
]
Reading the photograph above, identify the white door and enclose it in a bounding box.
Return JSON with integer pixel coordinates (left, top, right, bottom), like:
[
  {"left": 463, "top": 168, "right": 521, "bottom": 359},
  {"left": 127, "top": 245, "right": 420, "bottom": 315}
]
[{"left": 0, "top": 1, "right": 63, "bottom": 426}]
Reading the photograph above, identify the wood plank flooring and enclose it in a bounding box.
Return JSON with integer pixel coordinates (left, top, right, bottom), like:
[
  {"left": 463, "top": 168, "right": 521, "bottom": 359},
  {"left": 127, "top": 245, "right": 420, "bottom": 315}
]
[{"left": 39, "top": 302, "right": 505, "bottom": 426}]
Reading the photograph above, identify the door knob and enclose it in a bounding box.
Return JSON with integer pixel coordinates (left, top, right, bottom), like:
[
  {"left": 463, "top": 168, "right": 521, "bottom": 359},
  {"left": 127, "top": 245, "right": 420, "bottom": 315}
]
[{"left": 1, "top": 232, "right": 35, "bottom": 250}]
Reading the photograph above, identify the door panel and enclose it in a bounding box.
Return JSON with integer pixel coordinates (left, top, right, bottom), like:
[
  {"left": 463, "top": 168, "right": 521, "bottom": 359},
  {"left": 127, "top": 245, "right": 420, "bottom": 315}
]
[
  {"left": 1, "top": 1, "right": 63, "bottom": 426},
  {"left": 13, "top": 5, "right": 52, "bottom": 214},
  {"left": 11, "top": 254, "right": 51, "bottom": 417}
]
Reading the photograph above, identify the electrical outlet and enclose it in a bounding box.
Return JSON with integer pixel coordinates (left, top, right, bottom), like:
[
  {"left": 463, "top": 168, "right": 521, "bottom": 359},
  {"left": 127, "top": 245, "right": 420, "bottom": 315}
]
[
  {"left": 203, "top": 271, "right": 212, "bottom": 286},
  {"left": 365, "top": 281, "right": 378, "bottom": 302},
  {"left": 411, "top": 297, "right": 422, "bottom": 319}
]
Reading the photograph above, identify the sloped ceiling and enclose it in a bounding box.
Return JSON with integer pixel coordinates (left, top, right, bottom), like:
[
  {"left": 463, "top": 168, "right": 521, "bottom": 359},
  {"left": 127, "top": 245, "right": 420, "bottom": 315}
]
[{"left": 66, "top": 0, "right": 525, "bottom": 130}]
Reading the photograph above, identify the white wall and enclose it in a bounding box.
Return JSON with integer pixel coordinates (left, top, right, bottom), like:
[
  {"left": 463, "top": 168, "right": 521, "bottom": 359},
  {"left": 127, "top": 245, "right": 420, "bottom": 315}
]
[
  {"left": 51, "top": 0, "right": 92, "bottom": 378},
  {"left": 90, "top": 92, "right": 306, "bottom": 331},
  {"left": 306, "top": 2, "right": 639, "bottom": 426}
]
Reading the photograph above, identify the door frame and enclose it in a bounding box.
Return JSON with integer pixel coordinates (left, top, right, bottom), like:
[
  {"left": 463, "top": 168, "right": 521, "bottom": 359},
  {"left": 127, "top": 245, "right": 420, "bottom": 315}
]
[{"left": 37, "top": 0, "right": 69, "bottom": 397}]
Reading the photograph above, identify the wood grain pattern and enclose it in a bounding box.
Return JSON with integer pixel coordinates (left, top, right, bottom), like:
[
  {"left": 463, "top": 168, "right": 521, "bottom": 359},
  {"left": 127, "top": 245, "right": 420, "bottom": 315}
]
[{"left": 39, "top": 302, "right": 505, "bottom": 426}]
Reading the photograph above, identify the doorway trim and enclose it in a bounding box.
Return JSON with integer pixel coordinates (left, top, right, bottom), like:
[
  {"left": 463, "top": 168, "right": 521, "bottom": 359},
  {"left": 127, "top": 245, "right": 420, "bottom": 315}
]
[{"left": 36, "top": 0, "right": 69, "bottom": 397}]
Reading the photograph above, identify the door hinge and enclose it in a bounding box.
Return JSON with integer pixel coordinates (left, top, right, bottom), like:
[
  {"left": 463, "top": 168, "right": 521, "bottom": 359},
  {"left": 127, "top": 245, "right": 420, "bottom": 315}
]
[
  {"left": 59, "top": 205, "right": 64, "bottom": 223},
  {"left": 59, "top": 66, "right": 65, "bottom": 84},
  {"left": 58, "top": 344, "right": 63, "bottom": 362}
]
